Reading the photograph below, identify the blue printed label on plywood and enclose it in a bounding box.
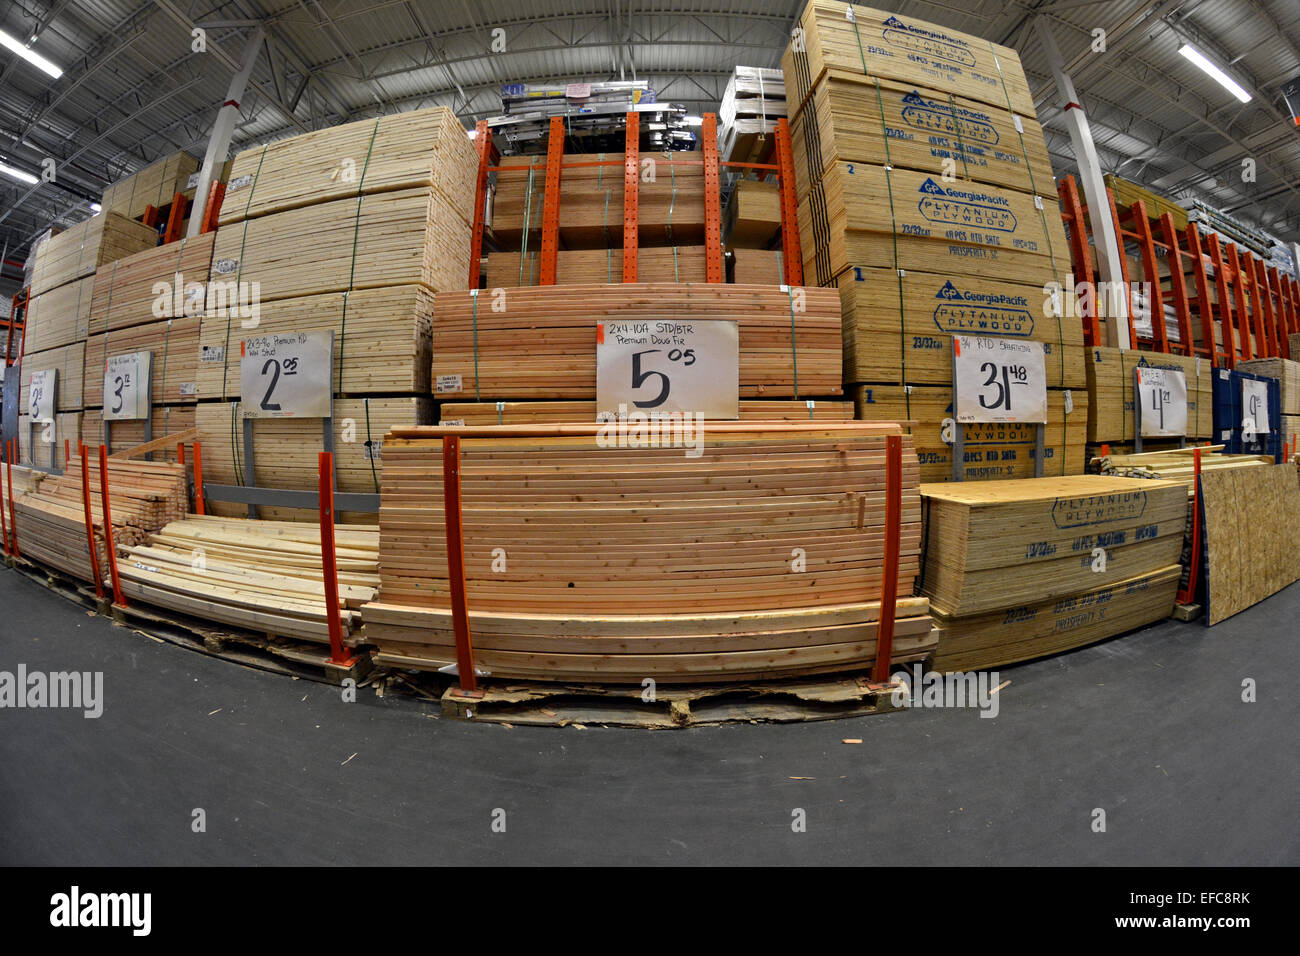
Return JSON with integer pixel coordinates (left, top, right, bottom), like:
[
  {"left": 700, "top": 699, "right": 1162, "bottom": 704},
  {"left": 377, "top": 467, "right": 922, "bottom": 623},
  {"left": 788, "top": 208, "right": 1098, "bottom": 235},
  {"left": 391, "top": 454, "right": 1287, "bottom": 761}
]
[
  {"left": 880, "top": 16, "right": 977, "bottom": 66},
  {"left": 1051, "top": 491, "right": 1148, "bottom": 529}
]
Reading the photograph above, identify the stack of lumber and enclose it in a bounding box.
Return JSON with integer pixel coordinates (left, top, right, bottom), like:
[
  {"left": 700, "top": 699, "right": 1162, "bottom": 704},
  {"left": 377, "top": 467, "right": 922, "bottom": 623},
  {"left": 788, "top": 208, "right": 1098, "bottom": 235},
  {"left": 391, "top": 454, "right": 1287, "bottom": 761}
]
[
  {"left": 1, "top": 463, "right": 44, "bottom": 498},
  {"left": 855, "top": 385, "right": 1088, "bottom": 481},
  {"left": 724, "top": 179, "right": 782, "bottom": 249},
  {"left": 81, "top": 406, "right": 197, "bottom": 459},
  {"left": 361, "top": 421, "right": 934, "bottom": 682},
  {"left": 1085, "top": 347, "right": 1214, "bottom": 442},
  {"left": 118, "top": 515, "right": 380, "bottom": 643},
  {"left": 484, "top": 247, "right": 706, "bottom": 287},
  {"left": 731, "top": 249, "right": 784, "bottom": 285},
  {"left": 88, "top": 234, "right": 215, "bottom": 334},
  {"left": 28, "top": 213, "right": 158, "bottom": 296},
  {"left": 83, "top": 315, "right": 202, "bottom": 407},
  {"left": 1092, "top": 445, "right": 1273, "bottom": 492},
  {"left": 718, "top": 66, "right": 786, "bottom": 164},
  {"left": 19, "top": 342, "right": 86, "bottom": 410},
  {"left": 1104, "top": 174, "right": 1189, "bottom": 232},
  {"left": 1236, "top": 357, "right": 1300, "bottom": 416},
  {"left": 437, "top": 399, "right": 854, "bottom": 425},
  {"left": 921, "top": 475, "right": 1186, "bottom": 670},
  {"left": 16, "top": 412, "right": 81, "bottom": 470},
  {"left": 100, "top": 152, "right": 200, "bottom": 221},
  {"left": 22, "top": 277, "right": 93, "bottom": 352},
  {"left": 432, "top": 283, "right": 842, "bottom": 399}
]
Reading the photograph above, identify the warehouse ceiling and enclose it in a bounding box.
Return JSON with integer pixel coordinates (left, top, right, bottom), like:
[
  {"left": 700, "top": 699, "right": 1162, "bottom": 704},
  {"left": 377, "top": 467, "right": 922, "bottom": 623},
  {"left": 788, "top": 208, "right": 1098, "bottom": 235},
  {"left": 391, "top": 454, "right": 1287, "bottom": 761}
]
[{"left": 1, "top": 0, "right": 1299, "bottom": 267}]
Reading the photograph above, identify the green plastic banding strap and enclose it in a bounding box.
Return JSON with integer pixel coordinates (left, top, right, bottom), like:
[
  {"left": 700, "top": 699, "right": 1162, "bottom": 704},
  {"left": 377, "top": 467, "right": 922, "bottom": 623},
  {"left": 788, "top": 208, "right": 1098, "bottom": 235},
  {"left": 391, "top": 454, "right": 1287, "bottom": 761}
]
[
  {"left": 221, "top": 144, "right": 268, "bottom": 401},
  {"left": 98, "top": 261, "right": 121, "bottom": 433},
  {"left": 786, "top": 283, "right": 800, "bottom": 400},
  {"left": 364, "top": 397, "right": 379, "bottom": 493},
  {"left": 666, "top": 159, "right": 677, "bottom": 247},
  {"left": 337, "top": 118, "right": 382, "bottom": 397},
  {"left": 945, "top": 93, "right": 972, "bottom": 181},
  {"left": 872, "top": 77, "right": 912, "bottom": 425},
  {"left": 518, "top": 159, "right": 538, "bottom": 286},
  {"left": 230, "top": 401, "right": 243, "bottom": 488}
]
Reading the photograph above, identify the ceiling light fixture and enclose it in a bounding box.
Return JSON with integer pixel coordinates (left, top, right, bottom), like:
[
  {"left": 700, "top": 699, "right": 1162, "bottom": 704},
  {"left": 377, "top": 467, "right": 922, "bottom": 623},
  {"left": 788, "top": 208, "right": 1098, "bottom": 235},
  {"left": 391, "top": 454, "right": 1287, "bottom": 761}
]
[
  {"left": 0, "top": 161, "right": 40, "bottom": 185},
  {"left": 0, "top": 29, "right": 63, "bottom": 78},
  {"left": 1178, "top": 43, "right": 1251, "bottom": 104}
]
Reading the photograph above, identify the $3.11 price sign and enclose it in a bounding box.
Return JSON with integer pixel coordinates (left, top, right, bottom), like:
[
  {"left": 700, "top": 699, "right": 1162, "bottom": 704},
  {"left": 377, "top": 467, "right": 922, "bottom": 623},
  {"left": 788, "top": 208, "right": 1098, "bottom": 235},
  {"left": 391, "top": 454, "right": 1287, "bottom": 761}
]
[
  {"left": 102, "top": 350, "right": 153, "bottom": 421},
  {"left": 596, "top": 319, "right": 738, "bottom": 419},
  {"left": 240, "top": 330, "right": 333, "bottom": 419},
  {"left": 27, "top": 368, "right": 56, "bottom": 422},
  {"left": 952, "top": 334, "right": 1047, "bottom": 424},
  {"left": 1135, "top": 366, "right": 1188, "bottom": 438}
]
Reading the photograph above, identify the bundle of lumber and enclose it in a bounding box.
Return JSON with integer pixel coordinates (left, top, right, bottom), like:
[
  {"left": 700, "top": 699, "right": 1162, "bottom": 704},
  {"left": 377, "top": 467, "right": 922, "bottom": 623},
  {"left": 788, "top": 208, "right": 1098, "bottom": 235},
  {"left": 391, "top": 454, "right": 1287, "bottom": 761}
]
[
  {"left": 724, "top": 179, "right": 782, "bottom": 249},
  {"left": 437, "top": 399, "right": 854, "bottom": 425},
  {"left": 195, "top": 286, "right": 433, "bottom": 400},
  {"left": 16, "top": 413, "right": 81, "bottom": 471},
  {"left": 22, "top": 277, "right": 93, "bottom": 352},
  {"left": 1236, "top": 357, "right": 1300, "bottom": 416},
  {"left": 361, "top": 421, "right": 933, "bottom": 682},
  {"left": 718, "top": 66, "right": 786, "bottom": 164},
  {"left": 854, "top": 385, "right": 1088, "bottom": 481},
  {"left": 81, "top": 405, "right": 197, "bottom": 459},
  {"left": 118, "top": 515, "right": 380, "bottom": 643},
  {"left": 731, "top": 249, "right": 784, "bottom": 285},
  {"left": 19, "top": 342, "right": 86, "bottom": 411},
  {"left": 1104, "top": 174, "right": 1188, "bottom": 232},
  {"left": 432, "top": 283, "right": 843, "bottom": 399},
  {"left": 1093, "top": 445, "right": 1273, "bottom": 491},
  {"left": 100, "top": 152, "right": 200, "bottom": 221},
  {"left": 218, "top": 107, "right": 477, "bottom": 226},
  {"left": 0, "top": 463, "right": 44, "bottom": 498},
  {"left": 83, "top": 316, "right": 201, "bottom": 407},
  {"left": 484, "top": 247, "right": 706, "bottom": 287},
  {"left": 210, "top": 186, "right": 469, "bottom": 299},
  {"left": 1085, "top": 347, "right": 1214, "bottom": 441},
  {"left": 29, "top": 213, "right": 158, "bottom": 296},
  {"left": 839, "top": 268, "right": 1085, "bottom": 388},
  {"left": 87, "top": 234, "right": 215, "bottom": 335},
  {"left": 919, "top": 475, "right": 1187, "bottom": 618}
]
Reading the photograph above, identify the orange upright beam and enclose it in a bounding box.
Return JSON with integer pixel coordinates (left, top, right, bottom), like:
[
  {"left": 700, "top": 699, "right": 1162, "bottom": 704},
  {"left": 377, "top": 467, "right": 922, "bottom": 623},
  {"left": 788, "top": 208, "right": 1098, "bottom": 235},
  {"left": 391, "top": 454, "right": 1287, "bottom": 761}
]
[
  {"left": 317, "top": 452, "right": 355, "bottom": 666},
  {"left": 775, "top": 117, "right": 804, "bottom": 287},
  {"left": 79, "top": 444, "right": 104, "bottom": 598},
  {"left": 1184, "top": 226, "right": 1220, "bottom": 364},
  {"left": 702, "top": 113, "right": 723, "bottom": 284},
  {"left": 162, "top": 191, "right": 188, "bottom": 244},
  {"left": 192, "top": 441, "right": 206, "bottom": 515},
  {"left": 1130, "top": 201, "right": 1169, "bottom": 352},
  {"left": 1226, "top": 244, "right": 1252, "bottom": 360},
  {"left": 622, "top": 112, "right": 640, "bottom": 282},
  {"left": 442, "top": 435, "right": 481, "bottom": 697},
  {"left": 200, "top": 181, "right": 225, "bottom": 234},
  {"left": 1159, "top": 213, "right": 1193, "bottom": 355},
  {"left": 467, "top": 120, "right": 492, "bottom": 289},
  {"left": 870, "top": 433, "right": 903, "bottom": 684},
  {"left": 1058, "top": 176, "right": 1098, "bottom": 346},
  {"left": 1253, "top": 257, "right": 1278, "bottom": 356},
  {"left": 97, "top": 445, "right": 125, "bottom": 607},
  {"left": 1265, "top": 266, "right": 1288, "bottom": 358},
  {"left": 538, "top": 116, "right": 565, "bottom": 286},
  {"left": 1206, "top": 233, "right": 1236, "bottom": 366},
  {"left": 1241, "top": 250, "right": 1267, "bottom": 357}
]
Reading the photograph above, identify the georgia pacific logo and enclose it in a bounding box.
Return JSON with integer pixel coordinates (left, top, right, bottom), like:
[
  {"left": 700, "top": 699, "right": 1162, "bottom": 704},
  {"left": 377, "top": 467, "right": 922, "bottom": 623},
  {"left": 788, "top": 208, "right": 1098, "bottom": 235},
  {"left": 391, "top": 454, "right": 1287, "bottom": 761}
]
[
  {"left": 919, "top": 177, "right": 948, "bottom": 195},
  {"left": 917, "top": 178, "right": 1017, "bottom": 232},
  {"left": 899, "top": 91, "right": 999, "bottom": 145},
  {"left": 881, "top": 15, "right": 977, "bottom": 66},
  {"left": 936, "top": 280, "right": 964, "bottom": 300},
  {"left": 932, "top": 281, "right": 1035, "bottom": 335}
]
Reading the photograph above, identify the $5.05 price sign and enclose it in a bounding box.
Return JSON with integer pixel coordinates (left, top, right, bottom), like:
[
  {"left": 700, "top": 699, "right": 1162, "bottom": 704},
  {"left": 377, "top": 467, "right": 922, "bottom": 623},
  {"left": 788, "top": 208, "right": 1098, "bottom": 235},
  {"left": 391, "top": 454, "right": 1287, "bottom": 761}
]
[
  {"left": 596, "top": 319, "right": 739, "bottom": 419},
  {"left": 952, "top": 334, "right": 1047, "bottom": 424},
  {"left": 1135, "top": 366, "right": 1188, "bottom": 438},
  {"left": 240, "top": 330, "right": 333, "bottom": 419},
  {"left": 102, "top": 350, "right": 153, "bottom": 421}
]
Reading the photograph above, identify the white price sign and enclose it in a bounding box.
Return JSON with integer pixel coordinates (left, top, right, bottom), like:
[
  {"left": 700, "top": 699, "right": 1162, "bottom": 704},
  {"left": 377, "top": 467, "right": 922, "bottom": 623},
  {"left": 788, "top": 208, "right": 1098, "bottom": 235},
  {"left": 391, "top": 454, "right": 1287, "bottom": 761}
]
[
  {"left": 102, "top": 350, "right": 153, "bottom": 421},
  {"left": 27, "top": 368, "right": 56, "bottom": 421},
  {"left": 1135, "top": 366, "right": 1187, "bottom": 438},
  {"left": 596, "top": 319, "right": 739, "bottom": 419},
  {"left": 240, "top": 330, "right": 333, "bottom": 419},
  {"left": 1242, "top": 378, "right": 1271, "bottom": 438},
  {"left": 952, "top": 334, "right": 1047, "bottom": 424}
]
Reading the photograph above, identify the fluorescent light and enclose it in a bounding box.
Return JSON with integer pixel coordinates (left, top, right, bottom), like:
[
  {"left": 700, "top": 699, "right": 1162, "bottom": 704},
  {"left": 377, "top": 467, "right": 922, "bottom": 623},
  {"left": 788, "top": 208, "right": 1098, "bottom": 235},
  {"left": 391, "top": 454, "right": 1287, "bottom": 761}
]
[
  {"left": 0, "top": 29, "right": 63, "bottom": 79},
  {"left": 90, "top": 202, "right": 102, "bottom": 213},
  {"left": 0, "top": 161, "right": 39, "bottom": 185},
  {"left": 1179, "top": 44, "right": 1251, "bottom": 104}
]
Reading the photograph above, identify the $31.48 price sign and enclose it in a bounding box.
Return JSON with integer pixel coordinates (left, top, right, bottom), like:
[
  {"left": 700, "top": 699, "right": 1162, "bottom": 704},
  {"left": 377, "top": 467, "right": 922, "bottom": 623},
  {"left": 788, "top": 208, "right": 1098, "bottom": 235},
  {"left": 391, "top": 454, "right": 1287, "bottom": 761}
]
[
  {"left": 240, "top": 330, "right": 333, "bottom": 419},
  {"left": 952, "top": 334, "right": 1047, "bottom": 424},
  {"left": 1135, "top": 366, "right": 1188, "bottom": 438},
  {"left": 596, "top": 319, "right": 738, "bottom": 419}
]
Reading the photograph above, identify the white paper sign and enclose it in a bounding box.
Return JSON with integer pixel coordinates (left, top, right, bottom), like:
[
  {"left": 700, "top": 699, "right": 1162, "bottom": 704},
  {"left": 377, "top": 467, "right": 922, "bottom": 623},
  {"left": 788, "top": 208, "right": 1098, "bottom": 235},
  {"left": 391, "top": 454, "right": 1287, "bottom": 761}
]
[
  {"left": 952, "top": 334, "right": 1047, "bottom": 424},
  {"left": 596, "top": 319, "right": 739, "bottom": 419},
  {"left": 27, "top": 368, "right": 56, "bottom": 421},
  {"left": 240, "top": 330, "right": 333, "bottom": 419},
  {"left": 1135, "top": 366, "right": 1187, "bottom": 438},
  {"left": 102, "top": 350, "right": 153, "bottom": 421},
  {"left": 1242, "top": 378, "right": 1271, "bottom": 437}
]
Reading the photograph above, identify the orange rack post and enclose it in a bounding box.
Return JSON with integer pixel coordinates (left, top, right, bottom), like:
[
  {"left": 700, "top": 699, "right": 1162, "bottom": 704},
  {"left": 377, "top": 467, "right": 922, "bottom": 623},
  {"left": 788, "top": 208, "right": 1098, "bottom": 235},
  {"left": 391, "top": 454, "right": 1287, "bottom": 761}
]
[
  {"left": 1206, "top": 233, "right": 1237, "bottom": 366},
  {"left": 80, "top": 444, "right": 104, "bottom": 599},
  {"left": 97, "top": 445, "right": 126, "bottom": 608},
  {"left": 1184, "top": 226, "right": 1222, "bottom": 365},
  {"left": 1105, "top": 188, "right": 1138, "bottom": 348},
  {"left": 317, "top": 452, "right": 356, "bottom": 666},
  {"left": 1159, "top": 213, "right": 1193, "bottom": 355},
  {"left": 1058, "top": 176, "right": 1099, "bottom": 346},
  {"left": 623, "top": 111, "right": 640, "bottom": 282},
  {"left": 775, "top": 117, "right": 804, "bottom": 287},
  {"left": 1266, "top": 265, "right": 1288, "bottom": 358},
  {"left": 442, "top": 435, "right": 481, "bottom": 698},
  {"left": 538, "top": 116, "right": 565, "bottom": 286},
  {"left": 702, "top": 113, "right": 723, "bottom": 284},
  {"left": 192, "top": 441, "right": 205, "bottom": 515},
  {"left": 1242, "top": 251, "right": 1269, "bottom": 357},
  {"left": 870, "top": 433, "right": 903, "bottom": 684},
  {"left": 200, "top": 181, "right": 225, "bottom": 234},
  {"left": 467, "top": 119, "right": 493, "bottom": 290},
  {"left": 142, "top": 204, "right": 161, "bottom": 229},
  {"left": 1226, "top": 244, "right": 1252, "bottom": 360},
  {"left": 1129, "top": 201, "right": 1170, "bottom": 353},
  {"left": 162, "top": 191, "right": 188, "bottom": 245},
  {"left": 5, "top": 439, "right": 17, "bottom": 559}
]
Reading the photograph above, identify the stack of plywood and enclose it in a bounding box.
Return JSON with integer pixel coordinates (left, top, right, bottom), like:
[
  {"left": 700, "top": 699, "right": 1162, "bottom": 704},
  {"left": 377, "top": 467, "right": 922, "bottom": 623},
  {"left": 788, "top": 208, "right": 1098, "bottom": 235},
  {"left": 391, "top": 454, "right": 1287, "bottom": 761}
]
[
  {"left": 100, "top": 152, "right": 200, "bottom": 221},
  {"left": 1236, "top": 357, "right": 1300, "bottom": 416},
  {"left": 484, "top": 247, "right": 706, "bottom": 287},
  {"left": 1085, "top": 347, "right": 1214, "bottom": 443},
  {"left": 361, "top": 421, "right": 935, "bottom": 681},
  {"left": 731, "top": 249, "right": 784, "bottom": 285},
  {"left": 921, "top": 475, "right": 1186, "bottom": 670},
  {"left": 28, "top": 213, "right": 158, "bottom": 296},
  {"left": 723, "top": 178, "right": 782, "bottom": 250}
]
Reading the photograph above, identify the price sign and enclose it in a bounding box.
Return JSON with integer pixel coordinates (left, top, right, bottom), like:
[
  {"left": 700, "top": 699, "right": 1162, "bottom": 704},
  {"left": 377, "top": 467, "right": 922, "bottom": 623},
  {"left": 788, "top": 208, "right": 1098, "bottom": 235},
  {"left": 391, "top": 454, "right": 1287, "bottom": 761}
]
[
  {"left": 952, "top": 334, "right": 1047, "bottom": 424},
  {"left": 1241, "top": 378, "right": 1271, "bottom": 438},
  {"left": 240, "top": 330, "right": 333, "bottom": 419},
  {"left": 102, "top": 350, "right": 153, "bottom": 421},
  {"left": 27, "top": 368, "right": 56, "bottom": 422},
  {"left": 1135, "top": 366, "right": 1187, "bottom": 437},
  {"left": 596, "top": 319, "right": 738, "bottom": 419}
]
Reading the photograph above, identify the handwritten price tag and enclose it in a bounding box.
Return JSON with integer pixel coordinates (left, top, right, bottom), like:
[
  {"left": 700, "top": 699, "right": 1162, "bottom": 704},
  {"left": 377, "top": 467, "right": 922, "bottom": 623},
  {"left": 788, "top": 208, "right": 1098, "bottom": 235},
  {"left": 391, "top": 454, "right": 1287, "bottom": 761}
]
[
  {"left": 27, "top": 368, "right": 56, "bottom": 421},
  {"left": 952, "top": 334, "right": 1047, "bottom": 424},
  {"left": 1135, "top": 366, "right": 1187, "bottom": 438},
  {"left": 240, "top": 330, "right": 333, "bottom": 419},
  {"left": 596, "top": 319, "right": 738, "bottom": 419},
  {"left": 102, "top": 350, "right": 152, "bottom": 421}
]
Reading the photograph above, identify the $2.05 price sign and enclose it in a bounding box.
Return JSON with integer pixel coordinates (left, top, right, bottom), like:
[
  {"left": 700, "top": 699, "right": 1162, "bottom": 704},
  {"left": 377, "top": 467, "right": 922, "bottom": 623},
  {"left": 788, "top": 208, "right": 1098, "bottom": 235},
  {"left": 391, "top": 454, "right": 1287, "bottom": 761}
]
[
  {"left": 102, "top": 350, "right": 153, "bottom": 421},
  {"left": 240, "top": 330, "right": 333, "bottom": 419},
  {"left": 952, "top": 334, "right": 1047, "bottom": 424},
  {"left": 1135, "top": 366, "right": 1188, "bottom": 438},
  {"left": 596, "top": 319, "right": 738, "bottom": 419}
]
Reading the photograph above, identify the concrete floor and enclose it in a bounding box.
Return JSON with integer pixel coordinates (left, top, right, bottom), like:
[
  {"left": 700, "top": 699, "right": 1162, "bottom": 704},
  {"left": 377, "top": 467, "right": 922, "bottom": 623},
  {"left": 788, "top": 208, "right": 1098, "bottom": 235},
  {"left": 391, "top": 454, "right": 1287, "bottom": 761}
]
[{"left": 1, "top": 565, "right": 1296, "bottom": 866}]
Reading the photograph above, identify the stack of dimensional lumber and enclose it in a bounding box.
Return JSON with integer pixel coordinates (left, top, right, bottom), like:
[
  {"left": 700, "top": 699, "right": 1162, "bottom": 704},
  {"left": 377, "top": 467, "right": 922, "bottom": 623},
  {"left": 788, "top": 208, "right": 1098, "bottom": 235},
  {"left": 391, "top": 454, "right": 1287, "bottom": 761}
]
[
  {"left": 491, "top": 151, "right": 705, "bottom": 248},
  {"left": 117, "top": 515, "right": 379, "bottom": 643},
  {"left": 16, "top": 412, "right": 81, "bottom": 470},
  {"left": 21, "top": 276, "right": 92, "bottom": 352},
  {"left": 921, "top": 475, "right": 1186, "bottom": 670},
  {"left": 1093, "top": 445, "right": 1273, "bottom": 492},
  {"left": 28, "top": 213, "right": 158, "bottom": 296},
  {"left": 1085, "top": 347, "right": 1214, "bottom": 442},
  {"left": 1104, "top": 174, "right": 1188, "bottom": 232},
  {"left": 19, "top": 342, "right": 86, "bottom": 410},
  {"left": 361, "top": 422, "right": 935, "bottom": 682},
  {"left": 724, "top": 179, "right": 782, "bottom": 249},
  {"left": 432, "top": 283, "right": 842, "bottom": 399},
  {"left": 718, "top": 66, "right": 786, "bottom": 164},
  {"left": 83, "top": 316, "right": 202, "bottom": 408},
  {"left": 81, "top": 405, "right": 197, "bottom": 458},
  {"left": 1236, "top": 358, "right": 1300, "bottom": 416},
  {"left": 100, "top": 152, "right": 200, "bottom": 221},
  {"left": 731, "top": 249, "right": 784, "bottom": 284},
  {"left": 437, "top": 399, "right": 854, "bottom": 425},
  {"left": 484, "top": 247, "right": 706, "bottom": 287},
  {"left": 855, "top": 385, "right": 1088, "bottom": 482},
  {"left": 88, "top": 234, "right": 214, "bottom": 334}
]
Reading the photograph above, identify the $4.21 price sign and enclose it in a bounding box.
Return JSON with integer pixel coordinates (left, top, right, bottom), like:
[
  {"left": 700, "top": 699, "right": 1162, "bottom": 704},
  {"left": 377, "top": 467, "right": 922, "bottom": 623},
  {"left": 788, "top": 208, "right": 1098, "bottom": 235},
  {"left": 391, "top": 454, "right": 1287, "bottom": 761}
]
[
  {"left": 596, "top": 319, "right": 738, "bottom": 419},
  {"left": 240, "top": 330, "right": 333, "bottom": 419},
  {"left": 952, "top": 334, "right": 1047, "bottom": 424},
  {"left": 1135, "top": 366, "right": 1188, "bottom": 438}
]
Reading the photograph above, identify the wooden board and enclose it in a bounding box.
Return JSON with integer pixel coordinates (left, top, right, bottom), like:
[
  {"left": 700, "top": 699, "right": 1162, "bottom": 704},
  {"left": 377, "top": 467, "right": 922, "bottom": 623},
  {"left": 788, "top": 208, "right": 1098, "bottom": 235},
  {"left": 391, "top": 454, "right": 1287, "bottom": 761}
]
[
  {"left": 101, "top": 152, "right": 200, "bottom": 221},
  {"left": 195, "top": 285, "right": 433, "bottom": 400},
  {"left": 22, "top": 277, "right": 93, "bottom": 353},
  {"left": 438, "top": 399, "right": 855, "bottom": 425},
  {"left": 839, "top": 266, "right": 1084, "bottom": 387},
  {"left": 16, "top": 412, "right": 81, "bottom": 471},
  {"left": 87, "top": 233, "right": 214, "bottom": 335},
  {"left": 855, "top": 384, "right": 1087, "bottom": 481},
  {"left": 1094, "top": 445, "right": 1272, "bottom": 492},
  {"left": 29, "top": 213, "right": 159, "bottom": 297},
  {"left": 210, "top": 186, "right": 469, "bottom": 299},
  {"left": 782, "top": 1, "right": 1036, "bottom": 118},
  {"left": 731, "top": 249, "right": 784, "bottom": 285},
  {"left": 1200, "top": 463, "right": 1300, "bottom": 625},
  {"left": 219, "top": 106, "right": 478, "bottom": 226},
  {"left": 83, "top": 316, "right": 201, "bottom": 408},
  {"left": 1085, "top": 347, "right": 1214, "bottom": 442},
  {"left": 1236, "top": 357, "right": 1300, "bottom": 416},
  {"left": 19, "top": 342, "right": 86, "bottom": 412},
  {"left": 724, "top": 179, "right": 782, "bottom": 248},
  {"left": 918, "top": 475, "right": 1187, "bottom": 616},
  {"left": 931, "top": 565, "right": 1181, "bottom": 671},
  {"left": 485, "top": 247, "right": 706, "bottom": 287},
  {"left": 82, "top": 404, "right": 197, "bottom": 459},
  {"left": 432, "top": 283, "right": 843, "bottom": 399}
]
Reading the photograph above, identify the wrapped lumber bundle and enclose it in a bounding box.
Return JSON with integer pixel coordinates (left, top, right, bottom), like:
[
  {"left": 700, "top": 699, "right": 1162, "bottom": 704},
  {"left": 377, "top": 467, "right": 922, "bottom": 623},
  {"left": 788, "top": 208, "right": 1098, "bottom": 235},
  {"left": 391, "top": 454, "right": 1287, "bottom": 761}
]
[
  {"left": 433, "top": 283, "right": 842, "bottom": 400},
  {"left": 81, "top": 405, "right": 196, "bottom": 458},
  {"left": 19, "top": 342, "right": 86, "bottom": 411},
  {"left": 485, "top": 247, "right": 706, "bottom": 287},
  {"left": 83, "top": 316, "right": 201, "bottom": 407},
  {"left": 731, "top": 249, "right": 784, "bottom": 285},
  {"left": 1104, "top": 174, "right": 1188, "bottom": 231},
  {"left": 724, "top": 179, "right": 782, "bottom": 248},
  {"left": 22, "top": 277, "right": 92, "bottom": 352},
  {"left": 217, "top": 107, "right": 477, "bottom": 226},
  {"left": 1085, "top": 347, "right": 1213, "bottom": 442},
  {"left": 437, "top": 399, "right": 854, "bottom": 424},
  {"left": 919, "top": 476, "right": 1187, "bottom": 618},
  {"left": 361, "top": 421, "right": 934, "bottom": 682},
  {"left": 1236, "top": 357, "right": 1300, "bottom": 416},
  {"left": 118, "top": 515, "right": 380, "bottom": 644},
  {"left": 839, "top": 268, "right": 1084, "bottom": 388},
  {"left": 28, "top": 213, "right": 158, "bottom": 296},
  {"left": 491, "top": 151, "right": 705, "bottom": 248},
  {"left": 87, "top": 234, "right": 215, "bottom": 335},
  {"left": 718, "top": 66, "right": 786, "bottom": 164},
  {"left": 100, "top": 152, "right": 200, "bottom": 221},
  {"left": 782, "top": 2, "right": 1036, "bottom": 117},
  {"left": 194, "top": 286, "right": 433, "bottom": 400},
  {"left": 16, "top": 413, "right": 81, "bottom": 470},
  {"left": 1093, "top": 445, "right": 1273, "bottom": 494},
  {"left": 855, "top": 385, "right": 1087, "bottom": 481}
]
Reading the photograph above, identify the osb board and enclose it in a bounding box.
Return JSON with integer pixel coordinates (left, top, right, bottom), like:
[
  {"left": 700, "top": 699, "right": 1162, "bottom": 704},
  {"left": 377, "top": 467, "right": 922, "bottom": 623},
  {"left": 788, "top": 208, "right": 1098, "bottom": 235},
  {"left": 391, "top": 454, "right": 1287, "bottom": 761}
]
[
  {"left": 22, "top": 277, "right": 93, "bottom": 353},
  {"left": 1200, "top": 464, "right": 1300, "bottom": 625},
  {"left": 1085, "top": 347, "right": 1214, "bottom": 442}
]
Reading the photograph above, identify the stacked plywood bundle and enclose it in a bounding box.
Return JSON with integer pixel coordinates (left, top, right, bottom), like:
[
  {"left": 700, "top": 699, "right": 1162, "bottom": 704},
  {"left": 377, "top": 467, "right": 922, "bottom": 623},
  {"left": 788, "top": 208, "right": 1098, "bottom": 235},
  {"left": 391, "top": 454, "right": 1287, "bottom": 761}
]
[
  {"left": 731, "top": 249, "right": 784, "bottom": 285},
  {"left": 1085, "top": 347, "right": 1215, "bottom": 444},
  {"left": 28, "top": 213, "right": 158, "bottom": 296},
  {"left": 484, "top": 247, "right": 706, "bottom": 287},
  {"left": 100, "top": 152, "right": 200, "bottom": 221},
  {"left": 723, "top": 179, "right": 782, "bottom": 250},
  {"left": 1236, "top": 357, "right": 1300, "bottom": 416},
  {"left": 438, "top": 399, "right": 854, "bottom": 425},
  {"left": 361, "top": 421, "right": 935, "bottom": 682},
  {"left": 921, "top": 475, "right": 1186, "bottom": 670}
]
